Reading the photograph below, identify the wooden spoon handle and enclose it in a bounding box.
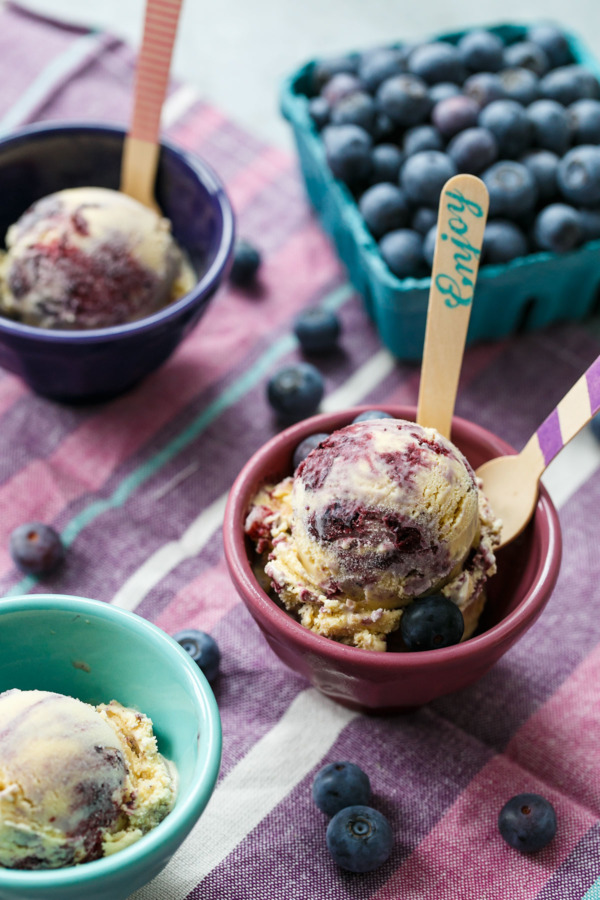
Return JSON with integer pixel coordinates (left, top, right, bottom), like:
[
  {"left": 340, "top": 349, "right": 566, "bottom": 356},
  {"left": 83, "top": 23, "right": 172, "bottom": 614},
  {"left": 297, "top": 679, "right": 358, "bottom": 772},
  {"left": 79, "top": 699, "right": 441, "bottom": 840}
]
[
  {"left": 121, "top": 0, "right": 184, "bottom": 208},
  {"left": 523, "top": 352, "right": 600, "bottom": 475},
  {"left": 416, "top": 173, "right": 489, "bottom": 439}
]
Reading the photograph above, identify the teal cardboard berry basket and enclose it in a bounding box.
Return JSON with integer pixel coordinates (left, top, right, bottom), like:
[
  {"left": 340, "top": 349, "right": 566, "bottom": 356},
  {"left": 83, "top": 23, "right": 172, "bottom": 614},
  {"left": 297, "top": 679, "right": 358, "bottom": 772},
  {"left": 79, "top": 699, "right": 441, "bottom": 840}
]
[{"left": 281, "top": 23, "right": 600, "bottom": 361}]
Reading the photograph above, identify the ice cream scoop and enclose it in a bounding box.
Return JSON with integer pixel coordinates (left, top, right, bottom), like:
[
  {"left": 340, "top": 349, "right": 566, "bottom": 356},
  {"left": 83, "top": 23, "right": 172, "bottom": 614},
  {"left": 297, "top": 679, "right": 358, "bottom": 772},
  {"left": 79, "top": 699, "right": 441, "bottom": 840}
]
[
  {"left": 245, "top": 418, "right": 501, "bottom": 650},
  {"left": 0, "top": 187, "right": 195, "bottom": 330},
  {"left": 0, "top": 689, "right": 177, "bottom": 869}
]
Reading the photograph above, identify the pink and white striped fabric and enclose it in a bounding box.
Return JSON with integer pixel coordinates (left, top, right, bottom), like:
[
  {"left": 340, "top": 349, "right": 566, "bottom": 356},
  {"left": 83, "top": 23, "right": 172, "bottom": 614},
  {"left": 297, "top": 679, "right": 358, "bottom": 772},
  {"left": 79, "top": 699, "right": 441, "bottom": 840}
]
[{"left": 2, "top": 5, "right": 600, "bottom": 899}]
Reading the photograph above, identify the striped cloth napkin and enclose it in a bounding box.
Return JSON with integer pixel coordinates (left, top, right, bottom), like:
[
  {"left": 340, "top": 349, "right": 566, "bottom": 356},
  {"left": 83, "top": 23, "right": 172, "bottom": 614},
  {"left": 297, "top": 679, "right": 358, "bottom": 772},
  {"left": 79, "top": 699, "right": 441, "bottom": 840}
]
[{"left": 3, "top": 5, "right": 600, "bottom": 898}]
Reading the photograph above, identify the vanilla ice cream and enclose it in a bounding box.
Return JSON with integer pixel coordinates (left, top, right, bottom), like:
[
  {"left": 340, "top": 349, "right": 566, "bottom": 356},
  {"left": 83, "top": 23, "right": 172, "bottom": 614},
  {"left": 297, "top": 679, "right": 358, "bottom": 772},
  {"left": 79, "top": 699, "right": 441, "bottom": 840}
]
[
  {"left": 245, "top": 418, "right": 501, "bottom": 651},
  {"left": 0, "top": 187, "right": 195, "bottom": 329},
  {"left": 0, "top": 689, "right": 177, "bottom": 869}
]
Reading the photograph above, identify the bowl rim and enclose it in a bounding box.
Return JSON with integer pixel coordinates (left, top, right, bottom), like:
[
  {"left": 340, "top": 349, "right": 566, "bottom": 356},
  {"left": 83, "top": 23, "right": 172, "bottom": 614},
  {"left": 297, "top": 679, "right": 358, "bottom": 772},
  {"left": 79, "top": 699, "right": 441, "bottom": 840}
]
[
  {"left": 223, "top": 404, "right": 563, "bottom": 671},
  {"left": 0, "top": 121, "right": 235, "bottom": 343},
  {"left": 0, "top": 593, "right": 222, "bottom": 890}
]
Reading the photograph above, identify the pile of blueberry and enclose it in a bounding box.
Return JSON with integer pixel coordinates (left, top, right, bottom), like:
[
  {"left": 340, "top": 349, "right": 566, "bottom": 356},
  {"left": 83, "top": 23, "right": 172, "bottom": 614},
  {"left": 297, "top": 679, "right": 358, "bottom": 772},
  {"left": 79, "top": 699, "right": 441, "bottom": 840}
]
[
  {"left": 312, "top": 761, "right": 394, "bottom": 872},
  {"left": 305, "top": 24, "right": 600, "bottom": 278}
]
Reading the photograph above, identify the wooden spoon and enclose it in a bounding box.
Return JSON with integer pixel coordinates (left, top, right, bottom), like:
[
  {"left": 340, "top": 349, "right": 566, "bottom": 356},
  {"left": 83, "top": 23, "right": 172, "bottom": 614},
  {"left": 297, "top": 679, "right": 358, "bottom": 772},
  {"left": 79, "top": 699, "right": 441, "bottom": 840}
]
[
  {"left": 120, "top": 0, "right": 184, "bottom": 211},
  {"left": 477, "top": 353, "right": 600, "bottom": 548},
  {"left": 417, "top": 173, "right": 489, "bottom": 439}
]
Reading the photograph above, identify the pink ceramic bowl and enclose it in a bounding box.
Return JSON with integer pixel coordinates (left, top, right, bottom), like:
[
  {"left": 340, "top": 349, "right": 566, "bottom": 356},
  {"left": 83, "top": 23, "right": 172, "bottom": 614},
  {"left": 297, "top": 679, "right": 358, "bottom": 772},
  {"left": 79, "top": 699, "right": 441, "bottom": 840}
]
[{"left": 223, "top": 405, "right": 562, "bottom": 713}]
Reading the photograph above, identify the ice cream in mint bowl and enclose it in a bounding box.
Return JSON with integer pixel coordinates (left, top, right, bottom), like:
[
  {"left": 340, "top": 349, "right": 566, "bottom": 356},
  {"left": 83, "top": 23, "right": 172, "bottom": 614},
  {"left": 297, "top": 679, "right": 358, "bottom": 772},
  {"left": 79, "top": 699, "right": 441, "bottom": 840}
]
[
  {"left": 0, "top": 594, "right": 222, "bottom": 900},
  {"left": 0, "top": 122, "right": 234, "bottom": 402},
  {"left": 223, "top": 405, "right": 562, "bottom": 713}
]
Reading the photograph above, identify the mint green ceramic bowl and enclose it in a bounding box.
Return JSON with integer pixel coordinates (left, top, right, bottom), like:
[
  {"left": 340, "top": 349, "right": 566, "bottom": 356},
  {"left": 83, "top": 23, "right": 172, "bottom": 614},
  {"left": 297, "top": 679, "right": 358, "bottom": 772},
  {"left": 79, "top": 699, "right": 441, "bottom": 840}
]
[{"left": 0, "top": 595, "right": 222, "bottom": 900}]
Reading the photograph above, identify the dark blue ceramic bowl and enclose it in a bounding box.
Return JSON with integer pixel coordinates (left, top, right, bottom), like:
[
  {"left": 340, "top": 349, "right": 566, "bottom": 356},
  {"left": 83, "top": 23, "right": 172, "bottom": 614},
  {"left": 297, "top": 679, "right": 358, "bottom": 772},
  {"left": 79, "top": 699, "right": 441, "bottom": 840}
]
[{"left": 0, "top": 123, "right": 235, "bottom": 402}]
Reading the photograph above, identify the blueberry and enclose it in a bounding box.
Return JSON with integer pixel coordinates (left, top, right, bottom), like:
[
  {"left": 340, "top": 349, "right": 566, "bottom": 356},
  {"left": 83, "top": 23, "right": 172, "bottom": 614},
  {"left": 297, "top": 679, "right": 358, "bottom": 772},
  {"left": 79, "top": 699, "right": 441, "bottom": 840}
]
[
  {"left": 267, "top": 363, "right": 325, "bottom": 421},
  {"left": 483, "top": 220, "right": 529, "bottom": 263},
  {"left": 557, "top": 145, "right": 600, "bottom": 206},
  {"left": 370, "top": 143, "right": 404, "bottom": 184},
  {"left": 308, "top": 96, "right": 330, "bottom": 130},
  {"left": 432, "top": 94, "right": 480, "bottom": 137},
  {"left": 411, "top": 205, "right": 438, "bottom": 235},
  {"left": 569, "top": 99, "right": 600, "bottom": 145},
  {"left": 540, "top": 65, "right": 600, "bottom": 106},
  {"left": 520, "top": 149, "right": 559, "bottom": 202},
  {"left": 331, "top": 91, "right": 377, "bottom": 134},
  {"left": 533, "top": 203, "right": 583, "bottom": 253},
  {"left": 591, "top": 411, "right": 600, "bottom": 441},
  {"left": 503, "top": 41, "right": 550, "bottom": 77},
  {"left": 358, "top": 47, "right": 405, "bottom": 93},
  {"left": 379, "top": 229, "right": 424, "bottom": 278},
  {"left": 292, "top": 432, "right": 330, "bottom": 469},
  {"left": 321, "top": 72, "right": 361, "bottom": 106},
  {"left": 498, "top": 793, "right": 557, "bottom": 853},
  {"left": 359, "top": 183, "right": 410, "bottom": 238},
  {"left": 403, "top": 124, "right": 444, "bottom": 157},
  {"left": 528, "top": 24, "right": 572, "bottom": 69},
  {"left": 229, "top": 239, "right": 261, "bottom": 287},
  {"left": 312, "top": 55, "right": 359, "bottom": 94},
  {"left": 400, "top": 594, "right": 464, "bottom": 650},
  {"left": 482, "top": 160, "right": 538, "bottom": 217},
  {"left": 173, "top": 629, "right": 221, "bottom": 682},
  {"left": 326, "top": 806, "right": 394, "bottom": 873},
  {"left": 428, "top": 82, "right": 461, "bottom": 105},
  {"left": 463, "top": 72, "right": 507, "bottom": 109},
  {"left": 293, "top": 307, "right": 341, "bottom": 353},
  {"left": 352, "top": 409, "right": 395, "bottom": 423},
  {"left": 579, "top": 208, "right": 600, "bottom": 241},
  {"left": 458, "top": 29, "right": 504, "bottom": 73},
  {"left": 376, "top": 74, "right": 431, "bottom": 127},
  {"left": 447, "top": 127, "right": 498, "bottom": 175},
  {"left": 323, "top": 124, "right": 373, "bottom": 185},
  {"left": 499, "top": 68, "right": 539, "bottom": 107},
  {"left": 423, "top": 224, "right": 437, "bottom": 268},
  {"left": 400, "top": 150, "right": 457, "bottom": 207},
  {"left": 478, "top": 100, "right": 533, "bottom": 158},
  {"left": 408, "top": 41, "right": 466, "bottom": 85},
  {"left": 527, "top": 100, "right": 571, "bottom": 155},
  {"left": 10, "top": 522, "right": 64, "bottom": 576},
  {"left": 312, "top": 761, "right": 371, "bottom": 816}
]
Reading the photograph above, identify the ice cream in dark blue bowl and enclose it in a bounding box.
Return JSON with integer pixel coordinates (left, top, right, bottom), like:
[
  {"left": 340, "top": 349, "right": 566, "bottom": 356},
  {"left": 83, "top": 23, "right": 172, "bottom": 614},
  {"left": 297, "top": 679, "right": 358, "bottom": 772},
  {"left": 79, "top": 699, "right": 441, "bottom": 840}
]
[{"left": 0, "top": 123, "right": 234, "bottom": 401}]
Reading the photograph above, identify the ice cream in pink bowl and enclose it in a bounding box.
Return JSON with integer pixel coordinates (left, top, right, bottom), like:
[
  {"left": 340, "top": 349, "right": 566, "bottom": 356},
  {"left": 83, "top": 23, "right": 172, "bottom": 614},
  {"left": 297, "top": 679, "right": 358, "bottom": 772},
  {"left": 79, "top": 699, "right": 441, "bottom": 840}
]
[{"left": 223, "top": 405, "right": 562, "bottom": 713}]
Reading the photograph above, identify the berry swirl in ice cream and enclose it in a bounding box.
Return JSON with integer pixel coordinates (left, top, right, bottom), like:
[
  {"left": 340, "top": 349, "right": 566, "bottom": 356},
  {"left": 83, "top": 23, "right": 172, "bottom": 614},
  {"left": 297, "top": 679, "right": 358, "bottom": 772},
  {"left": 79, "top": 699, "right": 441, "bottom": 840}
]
[
  {"left": 245, "top": 418, "right": 501, "bottom": 651},
  {"left": 0, "top": 689, "right": 177, "bottom": 869},
  {"left": 0, "top": 187, "right": 196, "bottom": 330}
]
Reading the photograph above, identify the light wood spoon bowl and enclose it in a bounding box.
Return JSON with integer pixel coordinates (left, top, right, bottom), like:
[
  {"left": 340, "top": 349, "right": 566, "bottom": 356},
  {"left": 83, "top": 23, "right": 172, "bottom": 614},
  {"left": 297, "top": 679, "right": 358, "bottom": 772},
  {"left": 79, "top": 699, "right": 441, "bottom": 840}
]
[{"left": 477, "top": 353, "right": 600, "bottom": 548}]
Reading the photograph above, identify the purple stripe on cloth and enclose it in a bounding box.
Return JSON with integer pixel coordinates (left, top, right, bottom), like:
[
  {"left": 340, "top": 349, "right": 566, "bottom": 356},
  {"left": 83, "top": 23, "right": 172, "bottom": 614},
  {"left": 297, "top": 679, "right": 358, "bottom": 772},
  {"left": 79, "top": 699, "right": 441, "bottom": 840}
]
[
  {"left": 210, "top": 602, "right": 310, "bottom": 777},
  {"left": 586, "top": 355, "right": 600, "bottom": 417},
  {"left": 0, "top": 397, "right": 94, "bottom": 488},
  {"left": 537, "top": 408, "right": 563, "bottom": 467},
  {"left": 535, "top": 824, "right": 600, "bottom": 900},
  {"left": 0, "top": 5, "right": 90, "bottom": 115}
]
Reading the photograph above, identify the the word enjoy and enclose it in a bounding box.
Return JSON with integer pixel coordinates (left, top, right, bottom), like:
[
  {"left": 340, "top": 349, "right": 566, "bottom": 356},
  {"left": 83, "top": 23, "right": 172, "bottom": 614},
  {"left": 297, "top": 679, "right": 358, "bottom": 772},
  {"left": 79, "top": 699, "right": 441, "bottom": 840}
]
[{"left": 434, "top": 188, "right": 485, "bottom": 309}]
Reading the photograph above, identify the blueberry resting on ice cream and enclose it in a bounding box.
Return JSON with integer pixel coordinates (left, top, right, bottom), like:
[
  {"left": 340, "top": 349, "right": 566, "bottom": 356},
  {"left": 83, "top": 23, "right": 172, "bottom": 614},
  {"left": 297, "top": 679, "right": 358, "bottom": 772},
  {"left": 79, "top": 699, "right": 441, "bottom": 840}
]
[
  {"left": 0, "top": 187, "right": 195, "bottom": 330},
  {"left": 245, "top": 418, "right": 501, "bottom": 651}
]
